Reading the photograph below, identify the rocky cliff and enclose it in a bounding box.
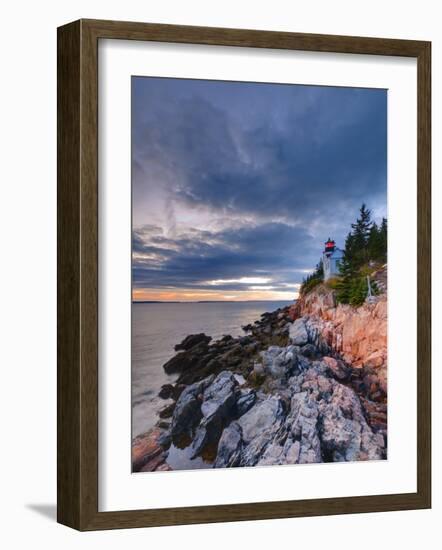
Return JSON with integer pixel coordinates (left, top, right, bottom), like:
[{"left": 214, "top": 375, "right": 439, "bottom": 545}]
[
  {"left": 289, "top": 266, "right": 387, "bottom": 401},
  {"left": 289, "top": 281, "right": 387, "bottom": 371},
  {"left": 132, "top": 275, "right": 388, "bottom": 472}
]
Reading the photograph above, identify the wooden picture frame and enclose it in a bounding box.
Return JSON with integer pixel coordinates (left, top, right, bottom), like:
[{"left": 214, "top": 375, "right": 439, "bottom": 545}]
[{"left": 57, "top": 19, "right": 431, "bottom": 530}]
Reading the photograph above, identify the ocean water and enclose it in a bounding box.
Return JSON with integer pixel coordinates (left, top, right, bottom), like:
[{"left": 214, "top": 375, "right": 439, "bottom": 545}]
[{"left": 132, "top": 300, "right": 293, "bottom": 438}]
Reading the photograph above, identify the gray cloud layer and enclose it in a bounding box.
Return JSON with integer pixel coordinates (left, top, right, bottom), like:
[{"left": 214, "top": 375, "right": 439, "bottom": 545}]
[
  {"left": 132, "top": 222, "right": 315, "bottom": 291},
  {"left": 132, "top": 77, "right": 387, "bottom": 295}
]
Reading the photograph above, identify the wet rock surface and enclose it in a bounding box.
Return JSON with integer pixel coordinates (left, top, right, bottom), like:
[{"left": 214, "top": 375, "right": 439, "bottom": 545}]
[
  {"left": 174, "top": 333, "right": 212, "bottom": 352},
  {"left": 133, "top": 300, "right": 387, "bottom": 472},
  {"left": 132, "top": 427, "right": 171, "bottom": 472}
]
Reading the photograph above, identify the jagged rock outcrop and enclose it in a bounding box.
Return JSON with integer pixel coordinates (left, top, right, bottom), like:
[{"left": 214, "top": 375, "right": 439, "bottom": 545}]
[
  {"left": 133, "top": 290, "right": 388, "bottom": 472},
  {"left": 143, "top": 348, "right": 386, "bottom": 470},
  {"left": 289, "top": 272, "right": 387, "bottom": 373},
  {"left": 161, "top": 309, "right": 290, "bottom": 385},
  {"left": 190, "top": 371, "right": 241, "bottom": 458},
  {"left": 170, "top": 375, "right": 215, "bottom": 441},
  {"left": 212, "top": 358, "right": 385, "bottom": 468},
  {"left": 174, "top": 333, "right": 212, "bottom": 351},
  {"left": 132, "top": 427, "right": 171, "bottom": 472},
  {"left": 289, "top": 318, "right": 309, "bottom": 346}
]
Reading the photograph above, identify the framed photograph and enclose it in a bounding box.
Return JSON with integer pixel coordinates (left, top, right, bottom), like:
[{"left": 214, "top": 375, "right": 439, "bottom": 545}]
[{"left": 57, "top": 19, "right": 431, "bottom": 530}]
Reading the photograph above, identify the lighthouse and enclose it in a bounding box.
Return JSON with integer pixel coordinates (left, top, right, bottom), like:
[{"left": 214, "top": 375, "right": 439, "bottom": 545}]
[{"left": 322, "top": 238, "right": 344, "bottom": 281}]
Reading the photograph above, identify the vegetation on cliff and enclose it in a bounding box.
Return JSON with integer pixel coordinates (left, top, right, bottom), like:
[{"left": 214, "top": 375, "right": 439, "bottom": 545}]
[
  {"left": 336, "top": 204, "right": 387, "bottom": 305},
  {"left": 300, "top": 204, "right": 387, "bottom": 306},
  {"left": 299, "top": 259, "right": 324, "bottom": 296}
]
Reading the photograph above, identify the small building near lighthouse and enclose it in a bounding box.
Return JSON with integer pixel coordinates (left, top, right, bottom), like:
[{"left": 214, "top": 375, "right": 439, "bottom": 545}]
[{"left": 322, "top": 238, "right": 344, "bottom": 281}]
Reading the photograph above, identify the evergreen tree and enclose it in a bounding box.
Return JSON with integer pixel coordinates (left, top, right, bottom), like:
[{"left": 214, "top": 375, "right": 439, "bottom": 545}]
[
  {"left": 349, "top": 277, "right": 368, "bottom": 306},
  {"left": 335, "top": 232, "right": 356, "bottom": 303},
  {"left": 351, "top": 203, "right": 372, "bottom": 241},
  {"left": 368, "top": 222, "right": 382, "bottom": 260},
  {"left": 300, "top": 259, "right": 324, "bottom": 295},
  {"left": 303, "top": 204, "right": 387, "bottom": 306},
  {"left": 379, "top": 217, "right": 388, "bottom": 262},
  {"left": 336, "top": 205, "right": 387, "bottom": 305},
  {"left": 350, "top": 203, "right": 372, "bottom": 266}
]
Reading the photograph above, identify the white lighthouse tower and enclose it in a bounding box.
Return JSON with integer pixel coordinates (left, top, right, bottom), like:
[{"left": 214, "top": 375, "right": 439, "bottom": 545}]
[{"left": 322, "top": 238, "right": 344, "bottom": 281}]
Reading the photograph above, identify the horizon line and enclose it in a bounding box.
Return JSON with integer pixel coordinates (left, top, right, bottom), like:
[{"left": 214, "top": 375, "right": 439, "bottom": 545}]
[{"left": 132, "top": 299, "right": 296, "bottom": 304}]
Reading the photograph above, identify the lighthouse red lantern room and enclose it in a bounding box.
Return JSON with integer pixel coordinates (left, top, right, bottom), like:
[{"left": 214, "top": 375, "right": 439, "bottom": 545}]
[
  {"left": 322, "top": 238, "right": 343, "bottom": 280},
  {"left": 324, "top": 238, "right": 336, "bottom": 254}
]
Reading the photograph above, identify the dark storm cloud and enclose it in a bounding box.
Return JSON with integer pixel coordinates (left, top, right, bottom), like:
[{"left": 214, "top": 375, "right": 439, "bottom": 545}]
[
  {"left": 133, "top": 81, "right": 386, "bottom": 219},
  {"left": 132, "top": 223, "right": 316, "bottom": 291},
  {"left": 132, "top": 77, "right": 387, "bottom": 291}
]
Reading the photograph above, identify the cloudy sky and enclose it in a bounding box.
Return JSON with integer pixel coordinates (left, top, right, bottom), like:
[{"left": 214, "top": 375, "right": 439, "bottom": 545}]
[{"left": 132, "top": 77, "right": 387, "bottom": 302}]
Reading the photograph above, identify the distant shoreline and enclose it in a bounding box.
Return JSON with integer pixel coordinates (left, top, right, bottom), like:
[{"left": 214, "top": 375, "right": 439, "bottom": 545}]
[{"left": 133, "top": 300, "right": 296, "bottom": 304}]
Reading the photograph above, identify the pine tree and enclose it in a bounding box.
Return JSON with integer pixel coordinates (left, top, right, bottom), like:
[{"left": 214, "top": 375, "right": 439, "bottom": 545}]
[
  {"left": 350, "top": 203, "right": 372, "bottom": 266},
  {"left": 336, "top": 232, "right": 356, "bottom": 303},
  {"left": 300, "top": 259, "right": 324, "bottom": 295},
  {"left": 349, "top": 277, "right": 368, "bottom": 306},
  {"left": 379, "top": 217, "right": 388, "bottom": 262},
  {"left": 336, "top": 205, "right": 386, "bottom": 305},
  {"left": 368, "top": 222, "right": 382, "bottom": 260},
  {"left": 304, "top": 204, "right": 387, "bottom": 305},
  {"left": 316, "top": 258, "right": 324, "bottom": 279}
]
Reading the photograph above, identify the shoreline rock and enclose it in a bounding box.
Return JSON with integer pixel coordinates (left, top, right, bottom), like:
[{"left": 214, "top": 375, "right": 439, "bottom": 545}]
[
  {"left": 132, "top": 291, "right": 388, "bottom": 472},
  {"left": 289, "top": 277, "right": 387, "bottom": 372},
  {"left": 132, "top": 427, "right": 171, "bottom": 472}
]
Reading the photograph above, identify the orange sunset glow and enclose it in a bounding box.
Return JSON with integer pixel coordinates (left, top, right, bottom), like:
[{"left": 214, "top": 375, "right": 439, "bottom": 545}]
[{"left": 132, "top": 287, "right": 299, "bottom": 303}]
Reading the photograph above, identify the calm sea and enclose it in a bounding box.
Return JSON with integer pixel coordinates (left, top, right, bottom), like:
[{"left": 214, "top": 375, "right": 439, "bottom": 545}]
[{"left": 132, "top": 300, "right": 293, "bottom": 438}]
